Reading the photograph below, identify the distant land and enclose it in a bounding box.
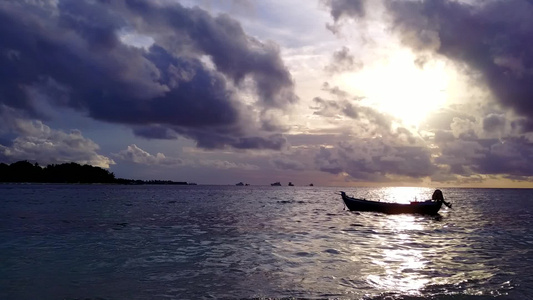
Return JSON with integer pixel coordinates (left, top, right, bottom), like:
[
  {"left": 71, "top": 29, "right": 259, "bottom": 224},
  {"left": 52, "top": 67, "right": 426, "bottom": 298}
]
[{"left": 0, "top": 160, "right": 191, "bottom": 185}]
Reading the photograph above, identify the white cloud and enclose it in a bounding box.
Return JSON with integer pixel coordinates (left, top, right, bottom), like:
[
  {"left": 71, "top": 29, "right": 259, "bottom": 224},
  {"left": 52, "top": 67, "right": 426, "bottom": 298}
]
[
  {"left": 115, "top": 144, "right": 259, "bottom": 170},
  {"left": 0, "top": 119, "right": 114, "bottom": 168},
  {"left": 114, "top": 144, "right": 183, "bottom": 166}
]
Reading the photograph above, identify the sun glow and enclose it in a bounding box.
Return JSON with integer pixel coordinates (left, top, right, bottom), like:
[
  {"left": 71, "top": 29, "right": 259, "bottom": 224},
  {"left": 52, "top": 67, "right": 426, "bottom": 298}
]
[{"left": 343, "top": 51, "right": 449, "bottom": 127}]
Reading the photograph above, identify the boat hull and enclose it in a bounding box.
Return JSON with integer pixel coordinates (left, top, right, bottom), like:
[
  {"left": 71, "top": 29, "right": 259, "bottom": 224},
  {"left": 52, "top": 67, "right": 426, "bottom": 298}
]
[{"left": 341, "top": 194, "right": 443, "bottom": 215}]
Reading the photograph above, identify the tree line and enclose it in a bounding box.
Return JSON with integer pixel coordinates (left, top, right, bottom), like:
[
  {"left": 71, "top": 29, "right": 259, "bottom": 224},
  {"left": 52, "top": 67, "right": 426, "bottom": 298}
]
[{"left": 0, "top": 160, "right": 189, "bottom": 184}]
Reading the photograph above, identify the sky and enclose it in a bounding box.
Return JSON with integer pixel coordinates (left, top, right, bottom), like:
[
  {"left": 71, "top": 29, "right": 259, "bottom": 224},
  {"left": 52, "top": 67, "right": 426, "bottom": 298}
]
[{"left": 1, "top": 0, "right": 533, "bottom": 187}]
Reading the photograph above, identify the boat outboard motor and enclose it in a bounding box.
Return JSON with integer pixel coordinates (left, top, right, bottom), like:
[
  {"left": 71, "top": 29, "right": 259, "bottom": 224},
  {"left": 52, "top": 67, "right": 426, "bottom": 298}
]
[
  {"left": 432, "top": 189, "right": 452, "bottom": 208},
  {"left": 432, "top": 189, "right": 443, "bottom": 201}
]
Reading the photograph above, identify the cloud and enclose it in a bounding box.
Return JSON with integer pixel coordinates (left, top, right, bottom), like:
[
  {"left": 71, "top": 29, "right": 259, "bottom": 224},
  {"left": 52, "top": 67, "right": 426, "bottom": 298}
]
[
  {"left": 322, "top": 0, "right": 366, "bottom": 34},
  {"left": 124, "top": 0, "right": 298, "bottom": 107},
  {"left": 315, "top": 146, "right": 344, "bottom": 175},
  {"left": 511, "top": 118, "right": 533, "bottom": 134},
  {"left": 321, "top": 0, "right": 533, "bottom": 183},
  {"left": 271, "top": 157, "right": 306, "bottom": 171},
  {"left": 0, "top": 0, "right": 297, "bottom": 150},
  {"left": 434, "top": 133, "right": 533, "bottom": 179},
  {"left": 473, "top": 138, "right": 533, "bottom": 177},
  {"left": 323, "top": 0, "right": 533, "bottom": 128},
  {"left": 482, "top": 113, "right": 506, "bottom": 133},
  {"left": 315, "top": 138, "right": 436, "bottom": 182},
  {"left": 434, "top": 138, "right": 484, "bottom": 176},
  {"left": 0, "top": 117, "right": 114, "bottom": 168},
  {"left": 311, "top": 97, "right": 358, "bottom": 119},
  {"left": 115, "top": 144, "right": 259, "bottom": 170},
  {"left": 198, "top": 159, "right": 259, "bottom": 170},
  {"left": 325, "top": 46, "right": 363, "bottom": 74},
  {"left": 170, "top": 129, "right": 287, "bottom": 150},
  {"left": 309, "top": 84, "right": 393, "bottom": 132},
  {"left": 321, "top": 82, "right": 352, "bottom": 99},
  {"left": 450, "top": 117, "right": 479, "bottom": 140},
  {"left": 423, "top": 107, "right": 533, "bottom": 180},
  {"left": 383, "top": 0, "right": 533, "bottom": 127},
  {"left": 114, "top": 144, "right": 182, "bottom": 166},
  {"left": 132, "top": 125, "right": 180, "bottom": 140},
  {"left": 325, "top": 0, "right": 366, "bottom": 21}
]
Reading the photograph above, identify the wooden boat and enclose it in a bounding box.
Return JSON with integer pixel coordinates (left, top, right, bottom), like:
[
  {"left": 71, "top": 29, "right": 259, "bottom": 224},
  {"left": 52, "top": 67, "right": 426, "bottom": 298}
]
[
  {"left": 339, "top": 190, "right": 451, "bottom": 215},
  {"left": 271, "top": 182, "right": 282, "bottom": 186}
]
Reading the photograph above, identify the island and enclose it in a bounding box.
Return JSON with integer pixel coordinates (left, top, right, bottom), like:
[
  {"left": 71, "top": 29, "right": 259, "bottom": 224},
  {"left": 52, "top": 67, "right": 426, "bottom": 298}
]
[{"left": 0, "top": 160, "right": 190, "bottom": 185}]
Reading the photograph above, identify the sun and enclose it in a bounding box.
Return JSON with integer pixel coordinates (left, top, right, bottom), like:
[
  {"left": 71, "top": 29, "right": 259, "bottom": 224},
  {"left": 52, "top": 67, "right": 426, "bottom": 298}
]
[{"left": 342, "top": 50, "right": 449, "bottom": 128}]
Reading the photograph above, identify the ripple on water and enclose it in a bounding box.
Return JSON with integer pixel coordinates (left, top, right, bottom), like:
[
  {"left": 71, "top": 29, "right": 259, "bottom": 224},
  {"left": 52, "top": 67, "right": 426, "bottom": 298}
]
[{"left": 1, "top": 185, "right": 532, "bottom": 299}]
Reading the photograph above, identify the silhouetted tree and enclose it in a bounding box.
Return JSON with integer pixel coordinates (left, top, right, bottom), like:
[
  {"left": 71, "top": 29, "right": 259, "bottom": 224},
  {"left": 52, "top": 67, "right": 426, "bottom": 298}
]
[
  {"left": 7, "top": 160, "right": 43, "bottom": 182},
  {"left": 0, "top": 160, "right": 188, "bottom": 184},
  {"left": 43, "top": 162, "right": 115, "bottom": 183},
  {"left": 0, "top": 163, "right": 9, "bottom": 182},
  {"left": 0, "top": 160, "right": 115, "bottom": 183}
]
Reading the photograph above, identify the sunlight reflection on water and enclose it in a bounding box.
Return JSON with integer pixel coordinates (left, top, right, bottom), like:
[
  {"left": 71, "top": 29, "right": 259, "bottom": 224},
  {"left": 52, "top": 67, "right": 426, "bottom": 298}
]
[
  {"left": 370, "top": 186, "right": 434, "bottom": 203},
  {"left": 1, "top": 185, "right": 531, "bottom": 299},
  {"left": 367, "top": 215, "right": 432, "bottom": 296}
]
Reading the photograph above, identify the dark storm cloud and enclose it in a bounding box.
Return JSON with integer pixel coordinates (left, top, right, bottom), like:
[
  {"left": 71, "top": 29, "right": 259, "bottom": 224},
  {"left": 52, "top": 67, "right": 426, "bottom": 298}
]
[
  {"left": 132, "top": 125, "right": 179, "bottom": 140},
  {"left": 170, "top": 127, "right": 287, "bottom": 151},
  {"left": 123, "top": 0, "right": 297, "bottom": 108},
  {"left": 384, "top": 0, "right": 533, "bottom": 126},
  {"left": 218, "top": 133, "right": 287, "bottom": 150},
  {"left": 0, "top": 0, "right": 297, "bottom": 150}
]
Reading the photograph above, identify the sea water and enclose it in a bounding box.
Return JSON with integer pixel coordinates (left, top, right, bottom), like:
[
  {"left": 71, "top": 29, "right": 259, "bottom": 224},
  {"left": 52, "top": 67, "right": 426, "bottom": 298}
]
[{"left": 1, "top": 184, "right": 532, "bottom": 299}]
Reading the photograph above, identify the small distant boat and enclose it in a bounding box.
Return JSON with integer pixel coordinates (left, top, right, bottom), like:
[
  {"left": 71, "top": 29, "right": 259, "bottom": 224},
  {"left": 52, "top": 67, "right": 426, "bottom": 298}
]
[
  {"left": 288, "top": 182, "right": 294, "bottom": 186},
  {"left": 309, "top": 183, "right": 314, "bottom": 186},
  {"left": 271, "top": 182, "right": 282, "bottom": 186},
  {"left": 236, "top": 182, "right": 244, "bottom": 186},
  {"left": 339, "top": 190, "right": 451, "bottom": 215}
]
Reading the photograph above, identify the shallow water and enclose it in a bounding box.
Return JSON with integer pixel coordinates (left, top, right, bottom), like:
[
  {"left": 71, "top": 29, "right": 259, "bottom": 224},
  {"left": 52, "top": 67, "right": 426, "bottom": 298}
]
[{"left": 1, "top": 185, "right": 532, "bottom": 299}]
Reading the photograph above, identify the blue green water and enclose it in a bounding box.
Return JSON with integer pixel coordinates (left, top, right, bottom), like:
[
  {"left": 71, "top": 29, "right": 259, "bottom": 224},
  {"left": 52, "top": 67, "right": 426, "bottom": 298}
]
[{"left": 1, "top": 185, "right": 532, "bottom": 299}]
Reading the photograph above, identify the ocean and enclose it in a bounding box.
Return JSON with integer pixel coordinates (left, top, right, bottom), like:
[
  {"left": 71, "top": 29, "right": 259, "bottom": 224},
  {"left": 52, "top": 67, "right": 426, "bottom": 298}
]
[{"left": 1, "top": 184, "right": 532, "bottom": 300}]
